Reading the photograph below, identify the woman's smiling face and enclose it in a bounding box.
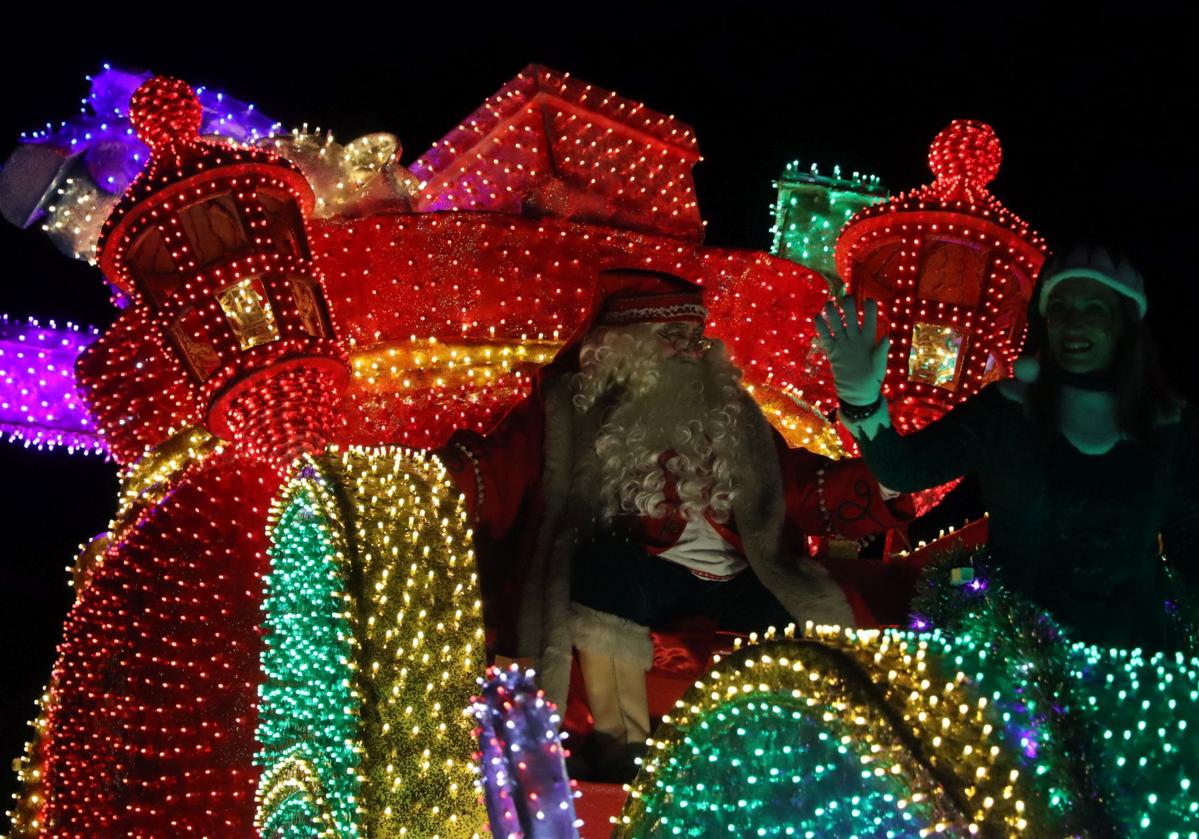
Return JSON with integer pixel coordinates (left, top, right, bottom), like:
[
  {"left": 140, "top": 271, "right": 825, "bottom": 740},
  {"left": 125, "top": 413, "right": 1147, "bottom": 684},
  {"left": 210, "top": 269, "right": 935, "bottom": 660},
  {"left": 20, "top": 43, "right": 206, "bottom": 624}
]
[{"left": 1045, "top": 277, "right": 1125, "bottom": 375}]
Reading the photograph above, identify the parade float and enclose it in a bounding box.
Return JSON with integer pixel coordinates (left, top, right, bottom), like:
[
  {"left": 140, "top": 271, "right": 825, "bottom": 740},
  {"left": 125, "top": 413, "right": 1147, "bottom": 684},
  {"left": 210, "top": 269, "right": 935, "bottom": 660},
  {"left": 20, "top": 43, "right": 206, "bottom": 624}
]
[{"left": 1, "top": 65, "right": 1195, "bottom": 838}]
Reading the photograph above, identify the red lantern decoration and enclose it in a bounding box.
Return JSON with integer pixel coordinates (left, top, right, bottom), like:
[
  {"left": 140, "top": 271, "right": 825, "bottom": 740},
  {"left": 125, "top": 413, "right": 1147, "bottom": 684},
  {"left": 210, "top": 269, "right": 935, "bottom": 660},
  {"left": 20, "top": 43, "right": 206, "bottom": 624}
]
[
  {"left": 87, "top": 76, "right": 348, "bottom": 469},
  {"left": 836, "top": 120, "right": 1047, "bottom": 433}
]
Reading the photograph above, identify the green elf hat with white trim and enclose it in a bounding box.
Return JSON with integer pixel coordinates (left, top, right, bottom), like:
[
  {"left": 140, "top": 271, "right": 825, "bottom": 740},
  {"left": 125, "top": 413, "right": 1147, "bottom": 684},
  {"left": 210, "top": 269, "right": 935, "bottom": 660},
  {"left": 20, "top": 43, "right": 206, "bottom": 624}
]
[{"left": 1037, "top": 244, "right": 1147, "bottom": 318}]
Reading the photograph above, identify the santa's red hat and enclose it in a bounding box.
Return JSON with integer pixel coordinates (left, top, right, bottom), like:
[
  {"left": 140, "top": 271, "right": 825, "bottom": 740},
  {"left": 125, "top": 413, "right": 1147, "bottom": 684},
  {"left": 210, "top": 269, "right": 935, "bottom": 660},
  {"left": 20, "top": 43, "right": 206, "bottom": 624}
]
[
  {"left": 594, "top": 268, "right": 708, "bottom": 326},
  {"left": 537, "top": 268, "right": 707, "bottom": 382}
]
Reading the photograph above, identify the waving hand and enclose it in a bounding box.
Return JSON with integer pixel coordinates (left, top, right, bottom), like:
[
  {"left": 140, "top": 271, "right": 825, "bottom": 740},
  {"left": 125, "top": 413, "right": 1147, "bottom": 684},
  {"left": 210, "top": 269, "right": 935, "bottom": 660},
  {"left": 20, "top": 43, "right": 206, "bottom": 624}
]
[{"left": 813, "top": 297, "right": 890, "bottom": 407}]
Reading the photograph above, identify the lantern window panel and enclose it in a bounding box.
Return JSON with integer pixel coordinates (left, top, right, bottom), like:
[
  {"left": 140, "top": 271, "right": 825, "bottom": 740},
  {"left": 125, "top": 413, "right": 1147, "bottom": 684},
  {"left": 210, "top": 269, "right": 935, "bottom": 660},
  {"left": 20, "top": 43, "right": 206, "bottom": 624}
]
[
  {"left": 128, "top": 226, "right": 182, "bottom": 304},
  {"left": 256, "top": 188, "right": 308, "bottom": 259},
  {"left": 169, "top": 307, "right": 221, "bottom": 383},
  {"left": 980, "top": 352, "right": 1006, "bottom": 387},
  {"left": 218, "top": 277, "right": 281, "bottom": 350},
  {"left": 908, "top": 321, "right": 963, "bottom": 390},
  {"left": 178, "top": 193, "right": 251, "bottom": 267},
  {"left": 1009, "top": 267, "right": 1035, "bottom": 300},
  {"left": 917, "top": 238, "right": 986, "bottom": 307},
  {"left": 289, "top": 275, "right": 333, "bottom": 338},
  {"left": 853, "top": 243, "right": 907, "bottom": 295}
]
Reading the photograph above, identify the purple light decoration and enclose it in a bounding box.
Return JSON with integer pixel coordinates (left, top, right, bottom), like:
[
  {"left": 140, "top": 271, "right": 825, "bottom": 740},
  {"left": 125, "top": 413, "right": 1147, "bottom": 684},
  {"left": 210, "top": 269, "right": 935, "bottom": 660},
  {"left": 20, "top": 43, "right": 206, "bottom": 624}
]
[
  {"left": 469, "top": 664, "right": 581, "bottom": 839},
  {"left": 0, "top": 314, "right": 104, "bottom": 455},
  {"left": 910, "top": 615, "right": 930, "bottom": 631},
  {"left": 17, "top": 64, "right": 282, "bottom": 199},
  {"left": 1017, "top": 727, "right": 1040, "bottom": 759}
]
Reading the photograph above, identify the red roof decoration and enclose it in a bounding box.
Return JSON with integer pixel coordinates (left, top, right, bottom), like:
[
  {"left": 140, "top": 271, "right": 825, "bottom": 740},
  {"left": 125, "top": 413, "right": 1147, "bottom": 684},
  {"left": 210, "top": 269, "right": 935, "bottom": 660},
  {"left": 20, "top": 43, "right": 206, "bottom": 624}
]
[
  {"left": 79, "top": 68, "right": 846, "bottom": 466},
  {"left": 410, "top": 64, "right": 704, "bottom": 241}
]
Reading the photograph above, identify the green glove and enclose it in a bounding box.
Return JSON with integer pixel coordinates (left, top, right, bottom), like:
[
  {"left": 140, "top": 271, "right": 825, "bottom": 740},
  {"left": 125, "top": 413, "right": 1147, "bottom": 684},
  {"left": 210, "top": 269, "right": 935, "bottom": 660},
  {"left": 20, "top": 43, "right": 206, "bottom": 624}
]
[{"left": 813, "top": 297, "right": 890, "bottom": 407}]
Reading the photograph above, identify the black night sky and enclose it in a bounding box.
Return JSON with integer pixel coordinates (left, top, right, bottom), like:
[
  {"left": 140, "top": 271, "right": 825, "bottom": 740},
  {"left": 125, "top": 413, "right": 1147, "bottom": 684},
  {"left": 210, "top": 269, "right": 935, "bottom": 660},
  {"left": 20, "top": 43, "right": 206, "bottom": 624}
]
[{"left": 0, "top": 6, "right": 1196, "bottom": 809}]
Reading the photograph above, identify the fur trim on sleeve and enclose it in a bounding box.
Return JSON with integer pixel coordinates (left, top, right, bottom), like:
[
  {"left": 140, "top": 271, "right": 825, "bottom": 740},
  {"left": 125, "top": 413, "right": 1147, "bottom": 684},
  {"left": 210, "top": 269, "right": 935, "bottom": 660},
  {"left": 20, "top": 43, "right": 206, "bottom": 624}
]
[{"left": 733, "top": 391, "right": 856, "bottom": 628}]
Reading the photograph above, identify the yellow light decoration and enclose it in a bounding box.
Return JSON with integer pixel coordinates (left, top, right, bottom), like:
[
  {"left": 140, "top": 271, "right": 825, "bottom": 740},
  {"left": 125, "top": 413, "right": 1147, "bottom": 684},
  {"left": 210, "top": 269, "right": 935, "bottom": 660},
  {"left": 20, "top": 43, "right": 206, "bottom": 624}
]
[
  {"left": 342, "top": 133, "right": 400, "bottom": 188},
  {"left": 256, "top": 447, "right": 488, "bottom": 838},
  {"left": 256, "top": 750, "right": 347, "bottom": 838},
  {"left": 5, "top": 687, "right": 52, "bottom": 839},
  {"left": 347, "top": 339, "right": 850, "bottom": 457},
  {"left": 262, "top": 129, "right": 421, "bottom": 218},
  {"left": 66, "top": 532, "right": 110, "bottom": 596},
  {"left": 349, "top": 338, "right": 558, "bottom": 393},
  {"left": 111, "top": 426, "right": 222, "bottom": 533},
  {"left": 218, "top": 277, "right": 282, "bottom": 350},
  {"left": 617, "top": 623, "right": 1038, "bottom": 837},
  {"left": 40, "top": 176, "right": 118, "bottom": 264},
  {"left": 909, "top": 322, "right": 964, "bottom": 390},
  {"left": 750, "top": 382, "right": 848, "bottom": 458}
]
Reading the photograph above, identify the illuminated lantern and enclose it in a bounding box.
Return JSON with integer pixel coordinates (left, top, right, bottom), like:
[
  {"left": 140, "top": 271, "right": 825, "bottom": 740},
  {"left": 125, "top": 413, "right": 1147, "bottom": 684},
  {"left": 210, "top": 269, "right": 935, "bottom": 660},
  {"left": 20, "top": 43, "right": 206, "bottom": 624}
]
[
  {"left": 20, "top": 76, "right": 347, "bottom": 837},
  {"left": 92, "top": 76, "right": 347, "bottom": 468},
  {"left": 835, "top": 120, "right": 1047, "bottom": 432}
]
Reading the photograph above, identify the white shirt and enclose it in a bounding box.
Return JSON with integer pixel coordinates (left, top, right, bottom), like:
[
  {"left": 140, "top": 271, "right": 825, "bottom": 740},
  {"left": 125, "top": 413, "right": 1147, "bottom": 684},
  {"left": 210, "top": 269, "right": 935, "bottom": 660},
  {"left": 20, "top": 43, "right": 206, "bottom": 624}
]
[{"left": 659, "top": 515, "right": 748, "bottom": 580}]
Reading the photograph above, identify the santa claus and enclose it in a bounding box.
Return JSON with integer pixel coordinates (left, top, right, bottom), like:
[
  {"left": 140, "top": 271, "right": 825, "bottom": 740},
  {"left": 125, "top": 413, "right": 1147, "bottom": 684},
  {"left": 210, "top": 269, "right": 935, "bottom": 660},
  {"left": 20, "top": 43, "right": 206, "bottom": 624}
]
[{"left": 437, "top": 269, "right": 911, "bottom": 780}]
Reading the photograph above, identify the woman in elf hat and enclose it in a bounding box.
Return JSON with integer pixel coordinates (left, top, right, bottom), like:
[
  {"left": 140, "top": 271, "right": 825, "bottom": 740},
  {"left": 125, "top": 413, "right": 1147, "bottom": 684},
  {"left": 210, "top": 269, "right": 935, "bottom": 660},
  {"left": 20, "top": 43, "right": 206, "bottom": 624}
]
[{"left": 815, "top": 244, "right": 1198, "bottom": 649}]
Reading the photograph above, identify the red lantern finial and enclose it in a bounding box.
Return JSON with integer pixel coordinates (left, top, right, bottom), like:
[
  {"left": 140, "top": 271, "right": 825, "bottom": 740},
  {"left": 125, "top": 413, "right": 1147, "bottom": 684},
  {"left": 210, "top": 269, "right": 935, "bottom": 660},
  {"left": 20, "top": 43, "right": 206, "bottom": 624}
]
[
  {"left": 927, "top": 120, "right": 1001, "bottom": 199},
  {"left": 129, "top": 76, "right": 203, "bottom": 152}
]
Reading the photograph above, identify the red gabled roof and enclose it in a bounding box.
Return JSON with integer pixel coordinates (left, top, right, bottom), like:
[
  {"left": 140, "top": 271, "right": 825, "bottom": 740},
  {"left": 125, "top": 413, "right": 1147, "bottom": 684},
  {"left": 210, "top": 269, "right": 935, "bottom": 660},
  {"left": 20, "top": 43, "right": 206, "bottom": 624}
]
[
  {"left": 409, "top": 64, "right": 704, "bottom": 241},
  {"left": 412, "top": 63, "right": 699, "bottom": 177}
]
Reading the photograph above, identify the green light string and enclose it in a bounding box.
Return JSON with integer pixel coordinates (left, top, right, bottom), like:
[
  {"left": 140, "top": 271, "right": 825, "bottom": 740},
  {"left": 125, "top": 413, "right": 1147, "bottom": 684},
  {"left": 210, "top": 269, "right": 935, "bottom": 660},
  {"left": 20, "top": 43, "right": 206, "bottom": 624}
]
[
  {"left": 911, "top": 545, "right": 1199, "bottom": 835},
  {"left": 617, "top": 614, "right": 1199, "bottom": 837},
  {"left": 258, "top": 449, "right": 487, "bottom": 838},
  {"left": 769, "top": 162, "right": 887, "bottom": 278},
  {"left": 621, "top": 692, "right": 942, "bottom": 838},
  {"left": 617, "top": 628, "right": 1023, "bottom": 837},
  {"left": 256, "top": 478, "right": 363, "bottom": 838}
]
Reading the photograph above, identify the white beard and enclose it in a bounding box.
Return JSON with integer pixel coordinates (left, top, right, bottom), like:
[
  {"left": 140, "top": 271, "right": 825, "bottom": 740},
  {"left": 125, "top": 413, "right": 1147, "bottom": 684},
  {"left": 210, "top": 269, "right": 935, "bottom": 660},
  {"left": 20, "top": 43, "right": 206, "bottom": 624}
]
[{"left": 571, "top": 326, "right": 743, "bottom": 525}]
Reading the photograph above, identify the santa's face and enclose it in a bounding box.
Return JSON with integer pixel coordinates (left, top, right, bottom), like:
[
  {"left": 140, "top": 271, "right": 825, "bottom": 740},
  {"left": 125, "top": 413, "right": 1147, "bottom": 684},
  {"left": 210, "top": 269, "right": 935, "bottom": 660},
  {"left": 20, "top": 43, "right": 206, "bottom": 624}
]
[
  {"left": 1045, "top": 277, "right": 1124, "bottom": 375},
  {"left": 580, "top": 323, "right": 743, "bottom": 524},
  {"left": 653, "top": 321, "right": 710, "bottom": 362}
]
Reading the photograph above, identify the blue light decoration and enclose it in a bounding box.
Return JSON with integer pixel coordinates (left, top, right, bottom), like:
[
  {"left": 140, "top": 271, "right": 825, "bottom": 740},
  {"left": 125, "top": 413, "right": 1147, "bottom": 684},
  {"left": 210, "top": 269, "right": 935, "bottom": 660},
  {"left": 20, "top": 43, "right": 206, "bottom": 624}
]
[
  {"left": 470, "top": 664, "right": 582, "bottom": 839},
  {"left": 0, "top": 315, "right": 103, "bottom": 454},
  {"left": 22, "top": 64, "right": 282, "bottom": 192},
  {"left": 2, "top": 64, "right": 282, "bottom": 235}
]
